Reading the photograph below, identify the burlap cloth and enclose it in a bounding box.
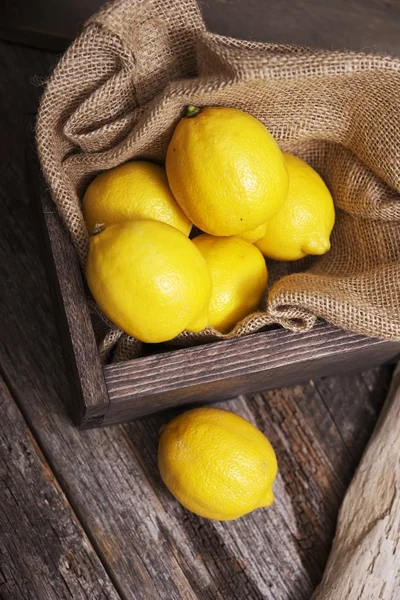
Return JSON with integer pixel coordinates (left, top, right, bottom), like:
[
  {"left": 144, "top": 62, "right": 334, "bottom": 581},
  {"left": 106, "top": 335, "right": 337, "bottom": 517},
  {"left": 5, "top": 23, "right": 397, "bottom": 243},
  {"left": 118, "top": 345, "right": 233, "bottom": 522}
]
[{"left": 36, "top": 0, "right": 400, "bottom": 363}]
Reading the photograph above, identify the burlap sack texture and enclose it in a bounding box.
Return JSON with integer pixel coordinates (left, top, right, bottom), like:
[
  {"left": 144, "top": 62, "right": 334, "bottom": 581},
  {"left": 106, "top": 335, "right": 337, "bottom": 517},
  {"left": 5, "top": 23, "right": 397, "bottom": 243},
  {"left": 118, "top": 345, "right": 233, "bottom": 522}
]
[{"left": 36, "top": 0, "right": 400, "bottom": 363}]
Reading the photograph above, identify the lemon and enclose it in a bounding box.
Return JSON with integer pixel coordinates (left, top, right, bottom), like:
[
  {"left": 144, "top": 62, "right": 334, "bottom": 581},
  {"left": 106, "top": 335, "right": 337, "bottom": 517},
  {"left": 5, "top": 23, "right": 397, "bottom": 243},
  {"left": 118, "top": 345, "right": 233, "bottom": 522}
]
[
  {"left": 158, "top": 407, "right": 278, "bottom": 521},
  {"left": 239, "top": 223, "right": 268, "bottom": 243},
  {"left": 86, "top": 220, "right": 211, "bottom": 343},
  {"left": 166, "top": 106, "right": 288, "bottom": 236},
  {"left": 83, "top": 160, "right": 192, "bottom": 235},
  {"left": 256, "top": 153, "right": 335, "bottom": 261},
  {"left": 193, "top": 234, "right": 268, "bottom": 333}
]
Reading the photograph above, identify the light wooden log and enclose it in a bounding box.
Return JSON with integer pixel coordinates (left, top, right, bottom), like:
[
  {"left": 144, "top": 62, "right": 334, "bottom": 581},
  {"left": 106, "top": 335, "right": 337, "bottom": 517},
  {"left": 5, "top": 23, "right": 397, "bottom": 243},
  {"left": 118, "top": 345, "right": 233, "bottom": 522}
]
[{"left": 313, "top": 364, "right": 400, "bottom": 600}]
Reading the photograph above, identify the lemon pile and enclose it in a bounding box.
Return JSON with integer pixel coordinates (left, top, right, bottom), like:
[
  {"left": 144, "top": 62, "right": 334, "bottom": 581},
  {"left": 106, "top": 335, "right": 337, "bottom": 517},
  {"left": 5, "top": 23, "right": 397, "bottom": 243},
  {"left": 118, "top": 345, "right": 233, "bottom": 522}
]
[{"left": 85, "top": 106, "right": 335, "bottom": 344}]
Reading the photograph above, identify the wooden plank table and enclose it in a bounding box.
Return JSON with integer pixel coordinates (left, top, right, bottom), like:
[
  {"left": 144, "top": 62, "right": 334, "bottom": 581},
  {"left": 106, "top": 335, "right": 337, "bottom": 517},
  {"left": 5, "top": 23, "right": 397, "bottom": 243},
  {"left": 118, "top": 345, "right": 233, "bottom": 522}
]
[{"left": 0, "top": 2, "right": 398, "bottom": 598}]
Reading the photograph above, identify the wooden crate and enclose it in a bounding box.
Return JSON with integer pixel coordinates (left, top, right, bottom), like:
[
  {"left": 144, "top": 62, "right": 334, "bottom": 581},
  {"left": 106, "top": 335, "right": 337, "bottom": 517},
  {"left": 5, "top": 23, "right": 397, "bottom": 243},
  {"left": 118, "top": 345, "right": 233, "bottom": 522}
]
[{"left": 29, "top": 142, "right": 400, "bottom": 429}]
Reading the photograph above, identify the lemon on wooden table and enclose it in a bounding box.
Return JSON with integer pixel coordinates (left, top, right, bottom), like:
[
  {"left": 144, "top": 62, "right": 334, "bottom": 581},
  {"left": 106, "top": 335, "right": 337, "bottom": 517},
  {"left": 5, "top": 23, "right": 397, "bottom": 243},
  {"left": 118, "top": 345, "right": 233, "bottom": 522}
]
[
  {"left": 193, "top": 234, "right": 268, "bottom": 333},
  {"left": 86, "top": 220, "right": 211, "bottom": 343},
  {"left": 256, "top": 153, "right": 335, "bottom": 261},
  {"left": 83, "top": 160, "right": 192, "bottom": 235},
  {"left": 158, "top": 407, "right": 278, "bottom": 521},
  {"left": 166, "top": 106, "right": 288, "bottom": 236}
]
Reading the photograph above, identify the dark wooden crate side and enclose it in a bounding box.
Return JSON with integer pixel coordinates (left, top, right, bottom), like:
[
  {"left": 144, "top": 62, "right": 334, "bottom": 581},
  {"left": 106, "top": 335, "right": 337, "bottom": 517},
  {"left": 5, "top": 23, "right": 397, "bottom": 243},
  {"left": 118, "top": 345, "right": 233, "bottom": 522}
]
[
  {"left": 102, "top": 324, "right": 400, "bottom": 425},
  {"left": 28, "top": 131, "right": 109, "bottom": 427}
]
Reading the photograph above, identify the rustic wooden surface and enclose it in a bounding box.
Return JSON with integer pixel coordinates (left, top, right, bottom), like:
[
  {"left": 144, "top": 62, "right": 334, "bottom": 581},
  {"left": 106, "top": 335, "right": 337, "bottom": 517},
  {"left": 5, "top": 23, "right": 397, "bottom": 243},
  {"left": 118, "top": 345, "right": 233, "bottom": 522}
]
[
  {"left": 0, "top": 0, "right": 398, "bottom": 595},
  {"left": 1, "top": 0, "right": 399, "bottom": 55},
  {"left": 0, "top": 377, "right": 119, "bottom": 600},
  {"left": 201, "top": 0, "right": 400, "bottom": 55}
]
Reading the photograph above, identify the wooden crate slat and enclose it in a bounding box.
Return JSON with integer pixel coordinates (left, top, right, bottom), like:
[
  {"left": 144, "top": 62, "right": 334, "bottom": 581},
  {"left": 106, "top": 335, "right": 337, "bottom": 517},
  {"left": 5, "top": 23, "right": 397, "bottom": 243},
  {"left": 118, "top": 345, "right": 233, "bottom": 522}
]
[{"left": 102, "top": 324, "right": 400, "bottom": 424}]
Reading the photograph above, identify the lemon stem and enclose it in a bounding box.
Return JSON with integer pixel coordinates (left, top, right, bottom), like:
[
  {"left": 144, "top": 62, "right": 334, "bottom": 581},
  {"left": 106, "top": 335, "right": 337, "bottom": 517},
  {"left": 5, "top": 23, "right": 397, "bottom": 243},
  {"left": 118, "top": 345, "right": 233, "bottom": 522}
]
[{"left": 186, "top": 105, "right": 201, "bottom": 118}]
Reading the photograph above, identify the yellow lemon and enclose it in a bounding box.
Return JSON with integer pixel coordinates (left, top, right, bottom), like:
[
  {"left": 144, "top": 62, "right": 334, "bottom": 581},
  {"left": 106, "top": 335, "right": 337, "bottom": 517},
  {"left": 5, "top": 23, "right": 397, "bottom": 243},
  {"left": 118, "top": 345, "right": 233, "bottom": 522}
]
[
  {"left": 256, "top": 153, "right": 335, "bottom": 261},
  {"left": 239, "top": 223, "right": 268, "bottom": 243},
  {"left": 193, "top": 234, "right": 268, "bottom": 333},
  {"left": 166, "top": 106, "right": 288, "bottom": 236},
  {"left": 86, "top": 220, "right": 211, "bottom": 343},
  {"left": 83, "top": 160, "right": 192, "bottom": 235},
  {"left": 158, "top": 407, "right": 278, "bottom": 521}
]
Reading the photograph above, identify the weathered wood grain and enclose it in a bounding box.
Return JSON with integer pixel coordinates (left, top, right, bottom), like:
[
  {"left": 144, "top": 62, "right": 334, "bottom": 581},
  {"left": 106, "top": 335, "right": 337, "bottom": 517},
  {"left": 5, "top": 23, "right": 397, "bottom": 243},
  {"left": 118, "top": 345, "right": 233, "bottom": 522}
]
[
  {"left": 286, "top": 370, "right": 392, "bottom": 482},
  {"left": 313, "top": 364, "right": 400, "bottom": 599},
  {"left": 0, "top": 376, "right": 120, "bottom": 600},
  {"left": 103, "top": 324, "right": 399, "bottom": 424},
  {"left": 1, "top": 0, "right": 399, "bottom": 56},
  {"left": 202, "top": 0, "right": 400, "bottom": 56}
]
